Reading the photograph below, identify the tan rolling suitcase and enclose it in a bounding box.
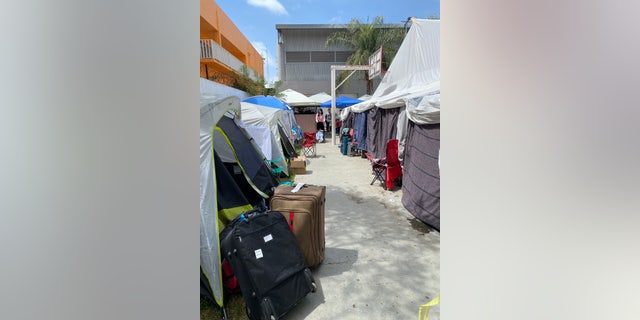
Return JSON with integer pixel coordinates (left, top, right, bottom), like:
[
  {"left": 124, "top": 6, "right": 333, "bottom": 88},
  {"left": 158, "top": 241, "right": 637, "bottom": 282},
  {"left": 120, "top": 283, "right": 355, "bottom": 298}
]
[{"left": 270, "top": 184, "right": 325, "bottom": 268}]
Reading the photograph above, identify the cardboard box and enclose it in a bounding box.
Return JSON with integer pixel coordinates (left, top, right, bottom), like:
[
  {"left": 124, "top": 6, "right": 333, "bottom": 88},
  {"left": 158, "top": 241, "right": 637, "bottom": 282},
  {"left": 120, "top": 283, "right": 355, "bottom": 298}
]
[{"left": 290, "top": 156, "right": 307, "bottom": 174}]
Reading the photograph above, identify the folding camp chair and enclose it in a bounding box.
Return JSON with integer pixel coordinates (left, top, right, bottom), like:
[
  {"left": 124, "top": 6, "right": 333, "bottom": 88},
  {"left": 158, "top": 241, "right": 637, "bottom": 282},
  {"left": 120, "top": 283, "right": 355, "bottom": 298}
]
[
  {"left": 366, "top": 139, "right": 402, "bottom": 190},
  {"left": 366, "top": 152, "right": 387, "bottom": 189},
  {"left": 302, "top": 132, "right": 317, "bottom": 157}
]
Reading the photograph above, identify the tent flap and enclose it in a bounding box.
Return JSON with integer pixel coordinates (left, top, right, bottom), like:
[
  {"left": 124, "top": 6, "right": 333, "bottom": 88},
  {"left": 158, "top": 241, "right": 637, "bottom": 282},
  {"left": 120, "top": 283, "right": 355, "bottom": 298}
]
[{"left": 401, "top": 122, "right": 440, "bottom": 230}]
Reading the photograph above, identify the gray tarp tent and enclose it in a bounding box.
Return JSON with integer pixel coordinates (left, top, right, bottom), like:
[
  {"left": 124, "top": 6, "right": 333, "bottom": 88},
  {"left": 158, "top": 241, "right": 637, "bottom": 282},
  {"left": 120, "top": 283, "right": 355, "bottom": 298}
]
[{"left": 343, "top": 19, "right": 441, "bottom": 229}]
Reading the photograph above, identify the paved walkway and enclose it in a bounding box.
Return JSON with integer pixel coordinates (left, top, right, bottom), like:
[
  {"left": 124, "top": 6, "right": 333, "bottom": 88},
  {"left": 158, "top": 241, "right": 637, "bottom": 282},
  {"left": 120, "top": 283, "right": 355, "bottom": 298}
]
[{"left": 284, "top": 138, "right": 440, "bottom": 320}]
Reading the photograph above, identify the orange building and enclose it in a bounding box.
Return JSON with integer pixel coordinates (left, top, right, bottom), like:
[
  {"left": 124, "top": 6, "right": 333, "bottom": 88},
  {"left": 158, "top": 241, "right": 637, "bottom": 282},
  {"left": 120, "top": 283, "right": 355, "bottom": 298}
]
[{"left": 200, "top": 0, "right": 264, "bottom": 85}]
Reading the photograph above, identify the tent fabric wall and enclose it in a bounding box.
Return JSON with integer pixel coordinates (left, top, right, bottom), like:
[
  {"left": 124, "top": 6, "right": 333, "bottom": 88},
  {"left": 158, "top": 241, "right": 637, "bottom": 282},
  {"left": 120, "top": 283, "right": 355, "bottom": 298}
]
[
  {"left": 401, "top": 122, "right": 440, "bottom": 230},
  {"left": 200, "top": 94, "right": 281, "bottom": 307},
  {"left": 365, "top": 108, "right": 380, "bottom": 157},
  {"left": 200, "top": 78, "right": 249, "bottom": 100},
  {"left": 242, "top": 96, "right": 298, "bottom": 143},
  {"left": 349, "top": 19, "right": 440, "bottom": 113},
  {"left": 213, "top": 151, "right": 253, "bottom": 228},
  {"left": 278, "top": 124, "right": 298, "bottom": 159},
  {"left": 215, "top": 116, "right": 278, "bottom": 198},
  {"left": 406, "top": 93, "right": 440, "bottom": 125},
  {"left": 240, "top": 102, "right": 290, "bottom": 175},
  {"left": 243, "top": 125, "right": 273, "bottom": 160},
  {"left": 200, "top": 94, "right": 241, "bottom": 307},
  {"left": 353, "top": 111, "right": 368, "bottom": 151},
  {"left": 366, "top": 108, "right": 400, "bottom": 159},
  {"left": 396, "top": 107, "right": 409, "bottom": 162}
]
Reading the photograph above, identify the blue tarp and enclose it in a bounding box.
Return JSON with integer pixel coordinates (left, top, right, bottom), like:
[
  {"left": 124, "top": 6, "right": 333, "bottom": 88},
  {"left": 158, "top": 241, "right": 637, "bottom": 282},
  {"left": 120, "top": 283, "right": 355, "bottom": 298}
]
[
  {"left": 320, "top": 96, "right": 364, "bottom": 108},
  {"left": 243, "top": 96, "right": 291, "bottom": 110}
]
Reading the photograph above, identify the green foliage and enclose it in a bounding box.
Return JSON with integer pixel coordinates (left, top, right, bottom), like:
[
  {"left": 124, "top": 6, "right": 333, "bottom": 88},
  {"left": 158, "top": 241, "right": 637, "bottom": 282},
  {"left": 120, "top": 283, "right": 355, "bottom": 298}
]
[
  {"left": 265, "top": 80, "right": 284, "bottom": 97},
  {"left": 325, "top": 16, "right": 405, "bottom": 94},
  {"left": 207, "top": 66, "right": 280, "bottom": 97}
]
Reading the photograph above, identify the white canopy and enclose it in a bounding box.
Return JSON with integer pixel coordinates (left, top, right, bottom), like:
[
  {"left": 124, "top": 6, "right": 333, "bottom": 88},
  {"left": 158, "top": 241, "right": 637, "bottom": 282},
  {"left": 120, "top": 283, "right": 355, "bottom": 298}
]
[
  {"left": 308, "top": 92, "right": 332, "bottom": 104},
  {"left": 349, "top": 18, "right": 440, "bottom": 125},
  {"left": 279, "top": 88, "right": 319, "bottom": 106}
]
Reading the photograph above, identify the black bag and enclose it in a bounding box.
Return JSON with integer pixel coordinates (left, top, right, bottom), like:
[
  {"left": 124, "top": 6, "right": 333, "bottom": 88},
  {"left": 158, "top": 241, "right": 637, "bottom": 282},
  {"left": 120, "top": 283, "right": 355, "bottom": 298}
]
[{"left": 221, "top": 209, "right": 316, "bottom": 320}]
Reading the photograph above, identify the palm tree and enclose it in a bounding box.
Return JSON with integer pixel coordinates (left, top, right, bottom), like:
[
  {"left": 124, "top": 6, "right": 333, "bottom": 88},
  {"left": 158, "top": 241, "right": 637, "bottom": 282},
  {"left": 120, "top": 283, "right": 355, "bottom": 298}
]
[{"left": 326, "top": 16, "right": 405, "bottom": 94}]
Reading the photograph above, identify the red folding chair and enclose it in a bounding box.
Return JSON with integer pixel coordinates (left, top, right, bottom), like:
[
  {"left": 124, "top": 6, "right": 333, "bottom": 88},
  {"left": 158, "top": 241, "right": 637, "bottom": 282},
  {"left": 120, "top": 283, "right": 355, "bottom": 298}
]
[
  {"left": 302, "top": 132, "right": 317, "bottom": 157},
  {"left": 366, "top": 139, "right": 402, "bottom": 190}
]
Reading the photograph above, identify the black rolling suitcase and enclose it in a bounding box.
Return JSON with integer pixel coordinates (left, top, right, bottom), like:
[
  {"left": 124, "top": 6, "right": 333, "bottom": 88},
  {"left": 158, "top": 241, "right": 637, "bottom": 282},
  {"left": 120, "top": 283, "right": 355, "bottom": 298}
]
[{"left": 221, "top": 209, "right": 316, "bottom": 320}]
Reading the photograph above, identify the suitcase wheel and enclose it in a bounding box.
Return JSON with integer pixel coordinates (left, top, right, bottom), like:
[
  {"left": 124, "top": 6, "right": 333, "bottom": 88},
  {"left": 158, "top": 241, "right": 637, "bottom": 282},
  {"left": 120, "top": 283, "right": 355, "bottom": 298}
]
[
  {"left": 311, "top": 282, "right": 317, "bottom": 293},
  {"left": 260, "top": 298, "right": 277, "bottom": 320}
]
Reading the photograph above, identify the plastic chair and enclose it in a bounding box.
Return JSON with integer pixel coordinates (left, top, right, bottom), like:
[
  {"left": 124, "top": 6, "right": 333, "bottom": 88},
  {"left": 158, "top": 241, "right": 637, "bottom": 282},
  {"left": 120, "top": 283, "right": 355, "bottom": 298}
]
[
  {"left": 385, "top": 139, "right": 402, "bottom": 190},
  {"left": 302, "top": 132, "right": 316, "bottom": 157}
]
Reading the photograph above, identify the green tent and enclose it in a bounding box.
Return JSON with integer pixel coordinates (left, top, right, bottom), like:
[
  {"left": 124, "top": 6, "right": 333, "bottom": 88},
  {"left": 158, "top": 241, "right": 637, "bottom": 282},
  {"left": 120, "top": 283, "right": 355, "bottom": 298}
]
[{"left": 200, "top": 94, "right": 279, "bottom": 306}]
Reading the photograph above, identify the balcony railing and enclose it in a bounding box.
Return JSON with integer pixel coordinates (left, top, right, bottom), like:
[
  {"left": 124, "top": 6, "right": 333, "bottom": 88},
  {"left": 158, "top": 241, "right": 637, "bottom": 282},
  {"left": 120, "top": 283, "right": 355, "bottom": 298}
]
[{"left": 200, "top": 39, "right": 260, "bottom": 81}]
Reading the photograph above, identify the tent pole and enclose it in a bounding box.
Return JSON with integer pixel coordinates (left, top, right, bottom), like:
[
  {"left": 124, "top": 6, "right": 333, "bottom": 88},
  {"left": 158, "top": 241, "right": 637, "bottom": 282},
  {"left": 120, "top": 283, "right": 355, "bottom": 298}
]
[
  {"left": 331, "top": 67, "right": 337, "bottom": 145},
  {"left": 330, "top": 65, "right": 371, "bottom": 145}
]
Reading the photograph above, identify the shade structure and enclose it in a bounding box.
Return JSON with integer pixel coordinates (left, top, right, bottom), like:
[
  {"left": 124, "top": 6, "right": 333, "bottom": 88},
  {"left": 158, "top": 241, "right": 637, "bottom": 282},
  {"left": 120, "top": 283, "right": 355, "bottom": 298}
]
[
  {"left": 309, "top": 92, "right": 332, "bottom": 104},
  {"left": 279, "top": 88, "right": 319, "bottom": 106},
  {"left": 320, "top": 95, "right": 364, "bottom": 108},
  {"left": 243, "top": 95, "right": 290, "bottom": 110}
]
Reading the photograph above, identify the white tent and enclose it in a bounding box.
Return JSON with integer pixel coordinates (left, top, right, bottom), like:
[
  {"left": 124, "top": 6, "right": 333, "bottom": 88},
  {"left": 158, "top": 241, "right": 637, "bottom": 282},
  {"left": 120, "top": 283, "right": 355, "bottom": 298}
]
[
  {"left": 200, "top": 77, "right": 248, "bottom": 100},
  {"left": 279, "top": 88, "right": 319, "bottom": 106},
  {"left": 240, "top": 101, "right": 291, "bottom": 176},
  {"left": 308, "top": 92, "right": 332, "bottom": 104},
  {"left": 200, "top": 94, "right": 242, "bottom": 307},
  {"left": 349, "top": 18, "right": 440, "bottom": 118},
  {"left": 343, "top": 18, "right": 441, "bottom": 155}
]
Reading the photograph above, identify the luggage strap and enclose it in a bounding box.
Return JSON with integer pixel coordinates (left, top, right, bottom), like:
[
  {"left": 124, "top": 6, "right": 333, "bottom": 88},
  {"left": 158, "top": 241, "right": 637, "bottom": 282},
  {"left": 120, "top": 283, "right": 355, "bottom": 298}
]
[{"left": 289, "top": 211, "right": 294, "bottom": 232}]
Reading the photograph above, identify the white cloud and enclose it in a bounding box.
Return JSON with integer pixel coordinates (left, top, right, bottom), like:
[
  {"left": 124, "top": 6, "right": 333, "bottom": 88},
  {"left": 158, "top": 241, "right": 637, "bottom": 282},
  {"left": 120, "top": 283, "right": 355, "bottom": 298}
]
[{"left": 247, "top": 0, "right": 288, "bottom": 16}]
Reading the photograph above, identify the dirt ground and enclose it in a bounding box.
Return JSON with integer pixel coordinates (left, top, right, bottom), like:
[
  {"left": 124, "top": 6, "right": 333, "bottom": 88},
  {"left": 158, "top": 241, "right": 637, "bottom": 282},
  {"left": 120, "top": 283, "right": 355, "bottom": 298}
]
[{"left": 284, "top": 135, "right": 440, "bottom": 320}]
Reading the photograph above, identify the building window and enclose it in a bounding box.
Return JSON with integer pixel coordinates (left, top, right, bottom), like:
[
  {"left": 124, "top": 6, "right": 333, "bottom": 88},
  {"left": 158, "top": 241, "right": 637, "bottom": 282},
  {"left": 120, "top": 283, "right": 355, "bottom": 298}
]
[
  {"left": 285, "top": 51, "right": 310, "bottom": 63},
  {"left": 335, "top": 51, "right": 353, "bottom": 62},
  {"left": 310, "top": 51, "right": 335, "bottom": 62}
]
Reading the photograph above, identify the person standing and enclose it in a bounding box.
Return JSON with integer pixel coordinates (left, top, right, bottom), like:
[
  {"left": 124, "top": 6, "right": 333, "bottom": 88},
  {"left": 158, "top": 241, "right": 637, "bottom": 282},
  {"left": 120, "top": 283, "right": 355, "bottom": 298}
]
[
  {"left": 315, "top": 108, "right": 325, "bottom": 131},
  {"left": 325, "top": 110, "right": 332, "bottom": 133}
]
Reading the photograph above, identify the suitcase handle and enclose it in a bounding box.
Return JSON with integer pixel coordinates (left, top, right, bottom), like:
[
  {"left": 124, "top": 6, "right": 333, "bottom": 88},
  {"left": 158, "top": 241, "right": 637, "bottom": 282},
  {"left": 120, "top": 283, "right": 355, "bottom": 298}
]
[
  {"left": 289, "top": 211, "right": 294, "bottom": 232},
  {"left": 241, "top": 203, "right": 269, "bottom": 220}
]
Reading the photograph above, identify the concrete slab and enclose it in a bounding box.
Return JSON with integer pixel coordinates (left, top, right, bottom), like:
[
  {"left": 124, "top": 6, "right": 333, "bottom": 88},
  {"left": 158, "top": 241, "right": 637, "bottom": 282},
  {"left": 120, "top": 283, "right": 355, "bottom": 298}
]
[{"left": 283, "top": 140, "right": 440, "bottom": 320}]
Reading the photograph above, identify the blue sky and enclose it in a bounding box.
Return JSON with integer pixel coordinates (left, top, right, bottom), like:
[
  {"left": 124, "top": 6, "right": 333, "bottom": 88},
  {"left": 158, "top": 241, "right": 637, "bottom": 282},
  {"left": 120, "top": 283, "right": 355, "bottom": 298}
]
[{"left": 216, "top": 0, "right": 440, "bottom": 85}]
